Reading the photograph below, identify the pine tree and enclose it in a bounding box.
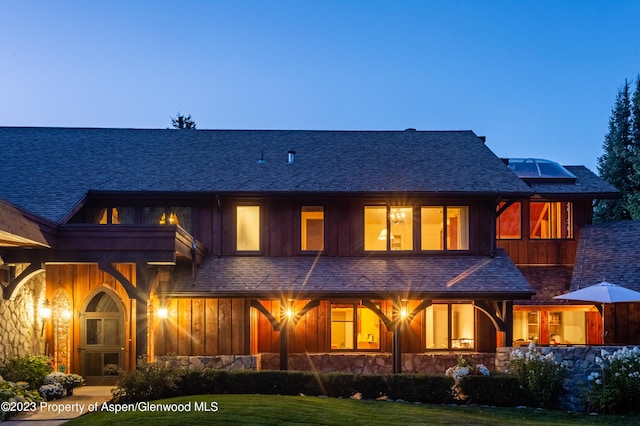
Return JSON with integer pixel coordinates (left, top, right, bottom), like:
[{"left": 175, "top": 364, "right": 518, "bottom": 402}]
[
  {"left": 628, "top": 76, "right": 640, "bottom": 219},
  {"left": 171, "top": 113, "right": 197, "bottom": 129},
  {"left": 594, "top": 80, "right": 635, "bottom": 222}
]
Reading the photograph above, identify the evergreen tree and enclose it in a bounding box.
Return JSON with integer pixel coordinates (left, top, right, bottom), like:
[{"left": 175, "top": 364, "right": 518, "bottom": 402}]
[
  {"left": 594, "top": 80, "right": 635, "bottom": 222},
  {"left": 171, "top": 113, "right": 196, "bottom": 129},
  {"left": 629, "top": 76, "right": 640, "bottom": 219}
]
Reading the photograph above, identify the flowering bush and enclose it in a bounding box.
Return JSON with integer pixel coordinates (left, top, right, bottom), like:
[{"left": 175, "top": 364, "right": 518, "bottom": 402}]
[
  {"left": 587, "top": 346, "right": 640, "bottom": 413},
  {"left": 445, "top": 356, "right": 490, "bottom": 400},
  {"left": 60, "top": 373, "right": 85, "bottom": 389},
  {"left": 509, "top": 342, "right": 565, "bottom": 408},
  {"left": 44, "top": 372, "right": 66, "bottom": 385},
  {"left": 0, "top": 375, "right": 43, "bottom": 421},
  {"left": 39, "top": 383, "right": 64, "bottom": 400}
]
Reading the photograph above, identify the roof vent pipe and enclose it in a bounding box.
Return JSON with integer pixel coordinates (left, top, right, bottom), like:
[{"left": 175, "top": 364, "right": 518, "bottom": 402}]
[{"left": 287, "top": 150, "right": 295, "bottom": 165}]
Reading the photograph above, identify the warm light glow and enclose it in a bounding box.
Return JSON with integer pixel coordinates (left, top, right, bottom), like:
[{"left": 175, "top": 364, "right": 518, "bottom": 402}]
[
  {"left": 39, "top": 300, "right": 52, "bottom": 319},
  {"left": 400, "top": 307, "right": 408, "bottom": 320},
  {"left": 157, "top": 307, "right": 169, "bottom": 319},
  {"left": 286, "top": 308, "right": 294, "bottom": 319},
  {"left": 61, "top": 309, "right": 72, "bottom": 321}
]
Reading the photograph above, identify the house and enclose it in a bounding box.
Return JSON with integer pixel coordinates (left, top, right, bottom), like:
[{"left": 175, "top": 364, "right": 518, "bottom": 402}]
[{"left": 0, "top": 127, "right": 618, "bottom": 383}]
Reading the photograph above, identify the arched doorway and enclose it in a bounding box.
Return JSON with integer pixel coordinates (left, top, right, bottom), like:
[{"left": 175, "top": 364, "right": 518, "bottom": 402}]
[{"left": 79, "top": 289, "right": 125, "bottom": 385}]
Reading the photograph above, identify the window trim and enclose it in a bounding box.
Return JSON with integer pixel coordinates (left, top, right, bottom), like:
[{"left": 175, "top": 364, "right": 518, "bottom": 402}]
[
  {"left": 425, "top": 303, "right": 475, "bottom": 351},
  {"left": 528, "top": 200, "right": 574, "bottom": 240},
  {"left": 300, "top": 205, "right": 325, "bottom": 254},
  {"left": 420, "top": 205, "right": 470, "bottom": 252},
  {"left": 363, "top": 204, "right": 415, "bottom": 253},
  {"left": 330, "top": 302, "right": 382, "bottom": 352}
]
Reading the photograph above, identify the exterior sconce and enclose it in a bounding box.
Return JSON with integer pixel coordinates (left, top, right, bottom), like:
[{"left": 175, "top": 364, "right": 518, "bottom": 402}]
[
  {"left": 61, "top": 309, "right": 72, "bottom": 321},
  {"left": 39, "top": 299, "right": 51, "bottom": 336},
  {"left": 400, "top": 307, "right": 408, "bottom": 320},
  {"left": 39, "top": 299, "right": 52, "bottom": 320},
  {"left": 286, "top": 307, "right": 294, "bottom": 320},
  {"left": 157, "top": 307, "right": 169, "bottom": 319}
]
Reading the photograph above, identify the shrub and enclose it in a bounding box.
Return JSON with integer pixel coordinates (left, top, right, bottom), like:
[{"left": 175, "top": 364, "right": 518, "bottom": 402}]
[
  {"left": 508, "top": 343, "right": 565, "bottom": 408},
  {"left": 39, "top": 383, "right": 64, "bottom": 400},
  {"left": 586, "top": 346, "right": 640, "bottom": 413},
  {"left": 459, "top": 374, "right": 529, "bottom": 406},
  {"left": 445, "top": 355, "right": 490, "bottom": 400},
  {"left": 0, "top": 375, "right": 43, "bottom": 421},
  {"left": 111, "top": 361, "right": 182, "bottom": 403},
  {"left": 0, "top": 355, "right": 53, "bottom": 390}
]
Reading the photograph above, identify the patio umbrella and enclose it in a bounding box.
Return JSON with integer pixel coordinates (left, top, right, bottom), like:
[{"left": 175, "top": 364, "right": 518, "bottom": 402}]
[{"left": 554, "top": 281, "right": 640, "bottom": 341}]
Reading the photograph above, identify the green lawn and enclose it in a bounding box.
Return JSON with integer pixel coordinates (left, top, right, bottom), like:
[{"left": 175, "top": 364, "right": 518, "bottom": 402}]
[{"left": 64, "top": 394, "right": 640, "bottom": 426}]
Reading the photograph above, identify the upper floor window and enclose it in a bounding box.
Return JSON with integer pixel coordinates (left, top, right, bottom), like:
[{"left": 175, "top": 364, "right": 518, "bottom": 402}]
[
  {"left": 236, "top": 205, "right": 260, "bottom": 251},
  {"left": 143, "top": 206, "right": 192, "bottom": 233},
  {"left": 364, "top": 206, "right": 413, "bottom": 251},
  {"left": 301, "top": 206, "right": 324, "bottom": 251},
  {"left": 496, "top": 202, "right": 521, "bottom": 239},
  {"left": 97, "top": 207, "right": 135, "bottom": 225},
  {"left": 529, "top": 201, "right": 573, "bottom": 239},
  {"left": 421, "top": 206, "right": 469, "bottom": 251}
]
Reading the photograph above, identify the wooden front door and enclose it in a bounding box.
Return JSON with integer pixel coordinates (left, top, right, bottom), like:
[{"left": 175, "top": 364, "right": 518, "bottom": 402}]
[{"left": 79, "top": 290, "right": 125, "bottom": 385}]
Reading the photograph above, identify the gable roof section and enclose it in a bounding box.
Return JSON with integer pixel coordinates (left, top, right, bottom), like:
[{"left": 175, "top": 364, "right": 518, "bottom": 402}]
[
  {"left": 0, "top": 127, "right": 533, "bottom": 223},
  {"left": 160, "top": 249, "right": 534, "bottom": 299},
  {"left": 571, "top": 220, "right": 640, "bottom": 292},
  {"left": 0, "top": 199, "right": 54, "bottom": 247},
  {"left": 526, "top": 166, "right": 619, "bottom": 198}
]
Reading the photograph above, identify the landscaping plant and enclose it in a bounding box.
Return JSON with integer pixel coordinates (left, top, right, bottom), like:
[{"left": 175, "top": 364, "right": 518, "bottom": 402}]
[
  {"left": 508, "top": 342, "right": 565, "bottom": 408},
  {"left": 587, "top": 346, "right": 640, "bottom": 413}
]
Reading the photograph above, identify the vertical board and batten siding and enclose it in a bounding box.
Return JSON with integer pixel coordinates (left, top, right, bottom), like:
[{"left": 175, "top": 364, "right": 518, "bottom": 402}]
[{"left": 153, "top": 298, "right": 250, "bottom": 356}]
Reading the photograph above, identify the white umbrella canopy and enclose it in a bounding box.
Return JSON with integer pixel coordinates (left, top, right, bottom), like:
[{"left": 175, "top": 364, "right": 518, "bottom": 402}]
[{"left": 554, "top": 281, "right": 640, "bottom": 304}]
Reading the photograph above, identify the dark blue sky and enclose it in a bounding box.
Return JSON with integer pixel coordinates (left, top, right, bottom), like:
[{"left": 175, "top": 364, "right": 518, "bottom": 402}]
[{"left": 2, "top": 0, "right": 639, "bottom": 172}]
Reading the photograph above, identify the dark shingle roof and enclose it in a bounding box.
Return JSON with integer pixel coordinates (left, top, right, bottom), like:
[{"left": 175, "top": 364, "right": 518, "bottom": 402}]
[
  {"left": 571, "top": 221, "right": 640, "bottom": 292},
  {"left": 160, "top": 249, "right": 533, "bottom": 298},
  {"left": 0, "top": 127, "right": 533, "bottom": 222},
  {"left": 527, "top": 166, "right": 619, "bottom": 198}
]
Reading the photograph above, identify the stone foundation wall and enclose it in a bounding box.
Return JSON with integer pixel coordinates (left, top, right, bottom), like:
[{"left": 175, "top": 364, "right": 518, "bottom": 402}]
[
  {"left": 156, "top": 355, "right": 257, "bottom": 370},
  {"left": 497, "top": 345, "right": 633, "bottom": 412},
  {"left": 0, "top": 269, "right": 45, "bottom": 360}
]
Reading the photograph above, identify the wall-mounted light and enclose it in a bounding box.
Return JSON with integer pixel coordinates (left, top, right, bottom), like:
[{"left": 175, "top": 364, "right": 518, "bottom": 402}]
[
  {"left": 157, "top": 307, "right": 169, "bottom": 319},
  {"left": 61, "top": 309, "right": 72, "bottom": 321},
  {"left": 400, "top": 307, "right": 408, "bottom": 320},
  {"left": 39, "top": 299, "right": 52, "bottom": 320},
  {"left": 39, "top": 299, "right": 51, "bottom": 337}
]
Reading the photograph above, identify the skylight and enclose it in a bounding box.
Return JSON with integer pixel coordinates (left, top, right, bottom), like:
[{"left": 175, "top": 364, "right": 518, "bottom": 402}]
[{"left": 506, "top": 158, "right": 576, "bottom": 180}]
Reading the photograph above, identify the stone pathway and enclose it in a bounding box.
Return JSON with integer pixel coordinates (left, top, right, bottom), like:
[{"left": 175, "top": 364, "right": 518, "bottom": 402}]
[{"left": 3, "top": 386, "right": 112, "bottom": 425}]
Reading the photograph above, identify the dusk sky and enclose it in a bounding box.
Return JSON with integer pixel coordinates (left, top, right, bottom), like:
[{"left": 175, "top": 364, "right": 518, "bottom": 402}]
[{"left": 2, "top": 1, "right": 639, "bottom": 172}]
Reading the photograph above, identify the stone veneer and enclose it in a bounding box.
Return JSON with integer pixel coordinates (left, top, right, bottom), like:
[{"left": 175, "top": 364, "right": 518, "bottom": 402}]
[
  {"left": 156, "top": 352, "right": 495, "bottom": 376},
  {"left": 497, "top": 345, "right": 634, "bottom": 412},
  {"left": 0, "top": 267, "right": 46, "bottom": 360}
]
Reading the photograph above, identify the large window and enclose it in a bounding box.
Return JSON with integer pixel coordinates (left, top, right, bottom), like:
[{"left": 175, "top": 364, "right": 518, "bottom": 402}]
[
  {"left": 330, "top": 304, "right": 381, "bottom": 351},
  {"left": 364, "top": 206, "right": 413, "bottom": 251},
  {"left": 301, "top": 207, "right": 324, "bottom": 251},
  {"left": 425, "top": 303, "right": 474, "bottom": 350},
  {"left": 236, "top": 205, "right": 260, "bottom": 251},
  {"left": 513, "top": 309, "right": 586, "bottom": 345},
  {"left": 421, "top": 206, "right": 469, "bottom": 251},
  {"left": 496, "top": 202, "right": 521, "bottom": 239},
  {"left": 529, "top": 201, "right": 573, "bottom": 239}
]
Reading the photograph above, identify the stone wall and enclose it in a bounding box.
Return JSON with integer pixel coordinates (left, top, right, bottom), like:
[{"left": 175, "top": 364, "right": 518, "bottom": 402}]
[
  {"left": 156, "top": 355, "right": 257, "bottom": 370},
  {"left": 497, "top": 345, "right": 633, "bottom": 412},
  {"left": 0, "top": 269, "right": 45, "bottom": 360},
  {"left": 154, "top": 353, "right": 495, "bottom": 375}
]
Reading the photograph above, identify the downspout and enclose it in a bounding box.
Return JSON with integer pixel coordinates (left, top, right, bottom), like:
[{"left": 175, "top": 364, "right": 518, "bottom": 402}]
[{"left": 215, "top": 194, "right": 222, "bottom": 257}]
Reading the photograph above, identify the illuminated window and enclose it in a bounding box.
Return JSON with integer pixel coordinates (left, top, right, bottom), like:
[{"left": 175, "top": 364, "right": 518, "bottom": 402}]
[
  {"left": 143, "top": 206, "right": 192, "bottom": 233},
  {"left": 425, "top": 303, "right": 474, "bottom": 350},
  {"left": 97, "top": 207, "right": 135, "bottom": 224},
  {"left": 331, "top": 304, "right": 381, "bottom": 351},
  {"left": 364, "top": 206, "right": 413, "bottom": 251},
  {"left": 237, "top": 205, "right": 260, "bottom": 251},
  {"left": 529, "top": 201, "right": 573, "bottom": 239},
  {"left": 301, "top": 207, "right": 324, "bottom": 251},
  {"left": 548, "top": 311, "right": 585, "bottom": 345},
  {"left": 496, "top": 202, "right": 521, "bottom": 239},
  {"left": 513, "top": 311, "right": 539, "bottom": 344},
  {"left": 421, "top": 206, "right": 469, "bottom": 251}
]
